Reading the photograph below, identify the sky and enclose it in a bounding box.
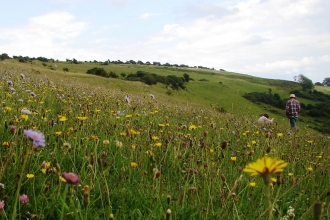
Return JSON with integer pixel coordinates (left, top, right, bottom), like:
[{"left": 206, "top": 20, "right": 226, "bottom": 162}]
[{"left": 0, "top": 0, "right": 329, "bottom": 83}]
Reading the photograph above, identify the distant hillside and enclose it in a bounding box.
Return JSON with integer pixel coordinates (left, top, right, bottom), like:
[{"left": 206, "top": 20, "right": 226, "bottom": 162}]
[{"left": 1, "top": 56, "right": 329, "bottom": 133}]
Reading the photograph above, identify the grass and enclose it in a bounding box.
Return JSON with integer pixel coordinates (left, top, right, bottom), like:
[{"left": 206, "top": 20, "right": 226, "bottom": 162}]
[{"left": 0, "top": 60, "right": 329, "bottom": 219}]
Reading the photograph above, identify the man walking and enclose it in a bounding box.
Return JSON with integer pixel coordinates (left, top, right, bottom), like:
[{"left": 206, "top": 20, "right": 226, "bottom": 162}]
[{"left": 286, "top": 94, "right": 301, "bottom": 131}]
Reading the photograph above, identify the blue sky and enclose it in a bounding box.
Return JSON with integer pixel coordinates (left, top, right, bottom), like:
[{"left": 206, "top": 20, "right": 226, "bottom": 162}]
[{"left": 1, "top": 0, "right": 329, "bottom": 83}]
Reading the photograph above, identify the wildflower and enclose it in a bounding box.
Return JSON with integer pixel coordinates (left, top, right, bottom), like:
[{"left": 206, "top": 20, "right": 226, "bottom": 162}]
[
  {"left": 277, "top": 133, "right": 284, "bottom": 137},
  {"left": 59, "top": 176, "right": 67, "bottom": 182},
  {"left": 103, "top": 140, "right": 110, "bottom": 145},
  {"left": 271, "top": 178, "right": 277, "bottom": 183},
  {"left": 210, "top": 149, "right": 215, "bottom": 154},
  {"left": 243, "top": 156, "right": 288, "bottom": 184},
  {"left": 55, "top": 131, "right": 62, "bottom": 136},
  {"left": 0, "top": 183, "right": 4, "bottom": 189},
  {"left": 0, "top": 200, "right": 4, "bottom": 210},
  {"left": 249, "top": 182, "right": 256, "bottom": 187},
  {"left": 152, "top": 136, "right": 159, "bottom": 140},
  {"left": 288, "top": 173, "right": 294, "bottom": 176},
  {"left": 251, "top": 140, "right": 257, "bottom": 145},
  {"left": 24, "top": 129, "right": 46, "bottom": 147},
  {"left": 21, "top": 109, "right": 32, "bottom": 115},
  {"left": 77, "top": 116, "right": 88, "bottom": 121},
  {"left": 21, "top": 115, "right": 29, "bottom": 121},
  {"left": 230, "top": 157, "right": 237, "bottom": 162},
  {"left": 154, "top": 142, "right": 162, "bottom": 147},
  {"left": 7, "top": 80, "right": 13, "bottom": 86},
  {"left": 115, "top": 141, "right": 123, "bottom": 148},
  {"left": 10, "top": 125, "right": 16, "bottom": 134},
  {"left": 59, "top": 116, "right": 67, "bottom": 122},
  {"left": 2, "top": 142, "right": 10, "bottom": 147},
  {"left": 26, "top": 174, "right": 35, "bottom": 179},
  {"left": 307, "top": 167, "right": 313, "bottom": 172},
  {"left": 131, "top": 162, "right": 138, "bottom": 168},
  {"left": 4, "top": 106, "right": 12, "bottom": 112},
  {"left": 61, "top": 172, "right": 80, "bottom": 184},
  {"left": 131, "top": 145, "right": 136, "bottom": 150},
  {"left": 189, "top": 125, "right": 197, "bottom": 130},
  {"left": 19, "top": 194, "right": 29, "bottom": 204}
]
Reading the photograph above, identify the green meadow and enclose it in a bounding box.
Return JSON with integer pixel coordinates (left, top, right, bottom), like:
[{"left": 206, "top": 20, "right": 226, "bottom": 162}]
[{"left": 0, "top": 59, "right": 329, "bottom": 219}]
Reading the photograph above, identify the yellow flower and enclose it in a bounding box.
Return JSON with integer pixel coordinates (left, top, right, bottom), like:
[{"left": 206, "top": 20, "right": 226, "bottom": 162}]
[
  {"left": 103, "top": 140, "right": 110, "bottom": 145},
  {"left": 188, "top": 125, "right": 197, "bottom": 130},
  {"left": 158, "top": 123, "right": 165, "bottom": 128},
  {"left": 288, "top": 173, "right": 294, "bottom": 176},
  {"left": 2, "top": 142, "right": 10, "bottom": 147},
  {"left": 316, "top": 155, "right": 322, "bottom": 159},
  {"left": 251, "top": 140, "right": 257, "bottom": 145},
  {"left": 77, "top": 116, "right": 88, "bottom": 121},
  {"left": 152, "top": 136, "right": 159, "bottom": 140},
  {"left": 131, "top": 162, "right": 138, "bottom": 168},
  {"left": 230, "top": 157, "right": 237, "bottom": 162},
  {"left": 154, "top": 142, "right": 162, "bottom": 147},
  {"left": 5, "top": 106, "right": 12, "bottom": 112},
  {"left": 59, "top": 176, "right": 67, "bottom": 182},
  {"left": 59, "top": 116, "right": 68, "bottom": 122},
  {"left": 115, "top": 141, "right": 123, "bottom": 148},
  {"left": 307, "top": 167, "right": 313, "bottom": 172},
  {"left": 249, "top": 182, "right": 256, "bottom": 187},
  {"left": 271, "top": 178, "right": 277, "bottom": 183},
  {"left": 243, "top": 156, "right": 288, "bottom": 176},
  {"left": 277, "top": 133, "right": 283, "bottom": 137},
  {"left": 55, "top": 131, "right": 62, "bottom": 136},
  {"left": 26, "top": 174, "right": 35, "bottom": 179},
  {"left": 131, "top": 145, "right": 136, "bottom": 150},
  {"left": 210, "top": 149, "right": 215, "bottom": 154},
  {"left": 21, "top": 115, "right": 29, "bottom": 121}
]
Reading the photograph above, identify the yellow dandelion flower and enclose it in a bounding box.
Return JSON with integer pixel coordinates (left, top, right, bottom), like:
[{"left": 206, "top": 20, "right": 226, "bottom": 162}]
[
  {"left": 251, "top": 140, "right": 257, "bottom": 145},
  {"left": 277, "top": 133, "right": 283, "bottom": 137},
  {"left": 103, "top": 140, "right": 110, "bottom": 145},
  {"left": 77, "top": 116, "right": 88, "bottom": 121},
  {"left": 131, "top": 145, "right": 136, "bottom": 150},
  {"left": 307, "top": 167, "right": 313, "bottom": 172},
  {"left": 5, "top": 106, "right": 12, "bottom": 112},
  {"left": 2, "top": 142, "right": 10, "bottom": 147},
  {"left": 145, "top": 150, "right": 153, "bottom": 155},
  {"left": 21, "top": 115, "right": 29, "bottom": 121},
  {"left": 230, "top": 157, "right": 237, "bottom": 162},
  {"left": 152, "top": 136, "right": 159, "bottom": 140},
  {"left": 26, "top": 174, "right": 35, "bottom": 179},
  {"left": 154, "top": 142, "right": 162, "bottom": 147},
  {"left": 59, "top": 116, "right": 68, "bottom": 122},
  {"left": 189, "top": 125, "right": 197, "bottom": 130},
  {"left": 158, "top": 123, "right": 165, "bottom": 128},
  {"left": 55, "top": 131, "right": 62, "bottom": 136},
  {"left": 120, "top": 132, "right": 126, "bottom": 136},
  {"left": 249, "top": 182, "right": 256, "bottom": 187},
  {"left": 131, "top": 162, "right": 138, "bottom": 168},
  {"left": 288, "top": 173, "right": 294, "bottom": 176},
  {"left": 271, "top": 178, "right": 277, "bottom": 183},
  {"left": 243, "top": 156, "right": 288, "bottom": 177},
  {"left": 210, "top": 149, "right": 215, "bottom": 154}
]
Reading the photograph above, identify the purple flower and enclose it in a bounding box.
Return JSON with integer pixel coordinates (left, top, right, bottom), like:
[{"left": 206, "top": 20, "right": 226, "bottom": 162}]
[
  {"left": 24, "top": 129, "right": 46, "bottom": 147},
  {"left": 0, "top": 200, "right": 4, "bottom": 210},
  {"left": 7, "top": 80, "right": 13, "bottom": 87},
  {"left": 62, "top": 172, "right": 80, "bottom": 184},
  {"left": 19, "top": 194, "right": 29, "bottom": 204}
]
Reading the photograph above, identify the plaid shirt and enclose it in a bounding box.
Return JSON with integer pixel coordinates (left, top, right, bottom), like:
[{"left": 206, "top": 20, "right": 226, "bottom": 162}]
[{"left": 286, "top": 99, "right": 301, "bottom": 117}]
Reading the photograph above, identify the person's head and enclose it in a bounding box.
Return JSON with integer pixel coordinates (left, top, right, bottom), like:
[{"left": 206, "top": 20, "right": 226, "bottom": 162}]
[
  {"left": 263, "top": 114, "right": 269, "bottom": 118},
  {"left": 289, "top": 94, "right": 296, "bottom": 99}
]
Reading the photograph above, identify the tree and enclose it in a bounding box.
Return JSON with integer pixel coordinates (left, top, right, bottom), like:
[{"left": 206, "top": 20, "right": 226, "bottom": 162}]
[
  {"left": 322, "top": 77, "right": 330, "bottom": 86},
  {"left": 296, "top": 74, "right": 314, "bottom": 91},
  {"left": 183, "top": 73, "right": 190, "bottom": 82}
]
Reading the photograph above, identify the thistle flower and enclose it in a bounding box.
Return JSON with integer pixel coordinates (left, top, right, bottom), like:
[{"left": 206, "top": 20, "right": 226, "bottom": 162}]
[{"left": 24, "top": 129, "right": 46, "bottom": 147}]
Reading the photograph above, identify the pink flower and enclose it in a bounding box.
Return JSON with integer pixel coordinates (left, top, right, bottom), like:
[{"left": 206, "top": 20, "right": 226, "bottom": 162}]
[
  {"left": 0, "top": 200, "right": 4, "bottom": 210},
  {"left": 19, "top": 194, "right": 29, "bottom": 204},
  {"left": 10, "top": 125, "right": 16, "bottom": 134},
  {"left": 62, "top": 172, "right": 80, "bottom": 184},
  {"left": 24, "top": 129, "right": 45, "bottom": 147}
]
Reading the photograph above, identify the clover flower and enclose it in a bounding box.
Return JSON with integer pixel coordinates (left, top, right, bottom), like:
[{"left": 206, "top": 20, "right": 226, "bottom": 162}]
[
  {"left": 62, "top": 172, "right": 80, "bottom": 184},
  {"left": 0, "top": 200, "right": 4, "bottom": 210},
  {"left": 19, "top": 194, "right": 29, "bottom": 204},
  {"left": 24, "top": 129, "right": 46, "bottom": 147}
]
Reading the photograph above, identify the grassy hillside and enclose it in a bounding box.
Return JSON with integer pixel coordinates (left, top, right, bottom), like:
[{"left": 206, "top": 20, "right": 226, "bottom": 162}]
[
  {"left": 0, "top": 59, "right": 329, "bottom": 219},
  {"left": 1, "top": 59, "right": 324, "bottom": 132}
]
